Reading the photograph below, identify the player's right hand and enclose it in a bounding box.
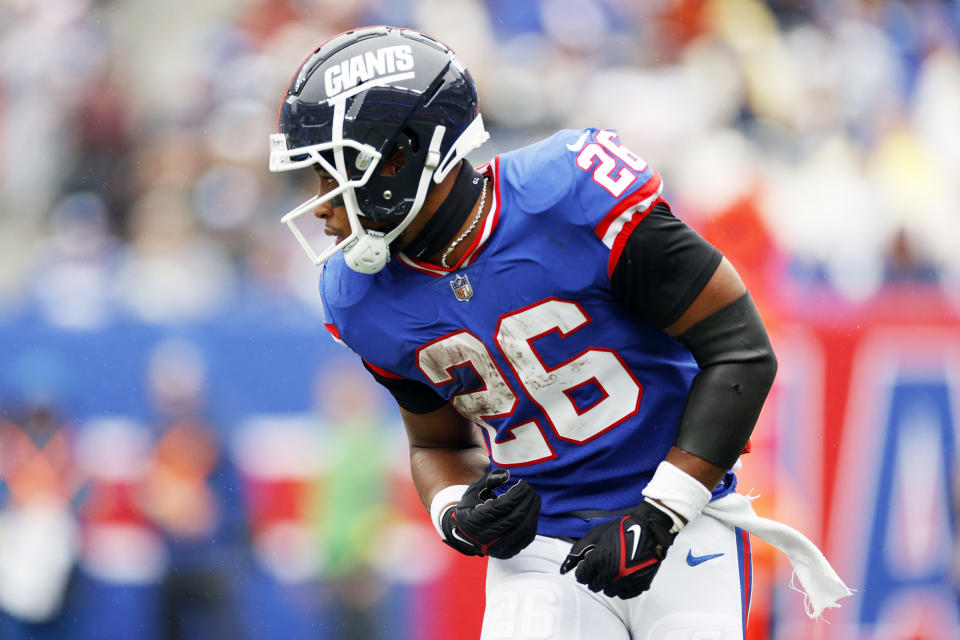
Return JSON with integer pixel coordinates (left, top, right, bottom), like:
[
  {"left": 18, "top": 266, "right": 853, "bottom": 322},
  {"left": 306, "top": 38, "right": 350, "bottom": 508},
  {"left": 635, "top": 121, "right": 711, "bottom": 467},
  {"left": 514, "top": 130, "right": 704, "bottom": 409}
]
[{"left": 440, "top": 469, "right": 541, "bottom": 559}]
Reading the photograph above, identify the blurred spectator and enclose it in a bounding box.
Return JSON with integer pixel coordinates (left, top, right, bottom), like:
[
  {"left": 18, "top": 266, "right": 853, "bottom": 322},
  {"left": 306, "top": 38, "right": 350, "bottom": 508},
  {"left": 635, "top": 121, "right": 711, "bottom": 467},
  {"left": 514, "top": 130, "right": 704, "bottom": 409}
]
[
  {"left": 142, "top": 337, "right": 249, "bottom": 640},
  {"left": 75, "top": 417, "right": 164, "bottom": 592},
  {"left": 231, "top": 415, "right": 325, "bottom": 587},
  {"left": 23, "top": 191, "right": 122, "bottom": 330},
  {"left": 62, "top": 58, "right": 135, "bottom": 236},
  {"left": 0, "top": 351, "right": 80, "bottom": 625},
  {"left": 308, "top": 361, "right": 393, "bottom": 640},
  {"left": 113, "top": 188, "right": 235, "bottom": 324}
]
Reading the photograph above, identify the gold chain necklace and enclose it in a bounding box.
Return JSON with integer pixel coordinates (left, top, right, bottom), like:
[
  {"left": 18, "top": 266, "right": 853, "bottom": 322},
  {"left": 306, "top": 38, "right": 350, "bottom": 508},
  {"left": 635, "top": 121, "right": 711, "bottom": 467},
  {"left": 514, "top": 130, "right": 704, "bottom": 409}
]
[{"left": 440, "top": 177, "right": 487, "bottom": 269}]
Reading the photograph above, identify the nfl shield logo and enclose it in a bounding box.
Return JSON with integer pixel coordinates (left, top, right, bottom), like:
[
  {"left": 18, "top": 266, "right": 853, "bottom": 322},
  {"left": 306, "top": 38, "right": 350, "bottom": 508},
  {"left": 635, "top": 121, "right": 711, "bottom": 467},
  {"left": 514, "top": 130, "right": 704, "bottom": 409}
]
[{"left": 449, "top": 273, "right": 474, "bottom": 302}]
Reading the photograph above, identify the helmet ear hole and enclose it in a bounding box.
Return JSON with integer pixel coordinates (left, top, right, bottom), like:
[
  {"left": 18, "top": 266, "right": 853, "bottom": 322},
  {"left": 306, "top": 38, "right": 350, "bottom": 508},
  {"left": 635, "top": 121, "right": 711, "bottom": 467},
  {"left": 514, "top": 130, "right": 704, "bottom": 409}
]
[
  {"left": 382, "top": 127, "right": 421, "bottom": 174},
  {"left": 381, "top": 147, "right": 407, "bottom": 176}
]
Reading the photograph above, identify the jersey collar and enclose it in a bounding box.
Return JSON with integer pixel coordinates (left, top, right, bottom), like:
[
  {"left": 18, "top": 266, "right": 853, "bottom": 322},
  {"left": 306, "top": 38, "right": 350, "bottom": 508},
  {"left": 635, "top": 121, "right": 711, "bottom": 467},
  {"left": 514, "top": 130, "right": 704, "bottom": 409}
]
[{"left": 397, "top": 157, "right": 502, "bottom": 277}]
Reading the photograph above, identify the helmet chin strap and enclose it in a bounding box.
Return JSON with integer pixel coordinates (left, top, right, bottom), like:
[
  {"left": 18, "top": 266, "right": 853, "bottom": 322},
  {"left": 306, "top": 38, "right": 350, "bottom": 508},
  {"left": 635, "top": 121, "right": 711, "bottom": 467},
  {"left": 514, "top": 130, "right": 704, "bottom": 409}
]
[{"left": 343, "top": 126, "right": 446, "bottom": 274}]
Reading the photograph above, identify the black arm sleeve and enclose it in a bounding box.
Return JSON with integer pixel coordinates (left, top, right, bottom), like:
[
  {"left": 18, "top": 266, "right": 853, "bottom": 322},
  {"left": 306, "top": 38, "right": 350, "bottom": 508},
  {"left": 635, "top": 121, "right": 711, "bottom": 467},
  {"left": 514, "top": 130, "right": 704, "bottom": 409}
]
[
  {"left": 362, "top": 360, "right": 449, "bottom": 415},
  {"left": 610, "top": 201, "right": 722, "bottom": 329},
  {"left": 610, "top": 202, "right": 774, "bottom": 469},
  {"left": 673, "top": 293, "right": 778, "bottom": 469}
]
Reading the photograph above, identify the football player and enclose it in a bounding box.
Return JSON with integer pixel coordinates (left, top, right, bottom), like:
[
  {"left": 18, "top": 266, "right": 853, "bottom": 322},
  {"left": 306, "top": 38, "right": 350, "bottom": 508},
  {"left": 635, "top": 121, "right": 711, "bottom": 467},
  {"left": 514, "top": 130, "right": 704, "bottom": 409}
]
[{"left": 268, "top": 26, "right": 851, "bottom": 639}]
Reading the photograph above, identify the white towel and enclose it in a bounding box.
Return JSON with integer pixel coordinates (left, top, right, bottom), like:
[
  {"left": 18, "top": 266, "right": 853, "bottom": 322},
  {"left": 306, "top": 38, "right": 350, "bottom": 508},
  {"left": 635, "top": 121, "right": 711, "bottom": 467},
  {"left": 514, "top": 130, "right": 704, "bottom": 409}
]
[{"left": 703, "top": 492, "right": 854, "bottom": 619}]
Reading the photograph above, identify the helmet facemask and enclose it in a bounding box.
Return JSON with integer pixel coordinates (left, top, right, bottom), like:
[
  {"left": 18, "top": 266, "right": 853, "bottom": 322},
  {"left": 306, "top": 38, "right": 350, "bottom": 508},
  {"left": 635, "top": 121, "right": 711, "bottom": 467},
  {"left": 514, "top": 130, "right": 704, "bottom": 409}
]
[{"left": 269, "top": 132, "right": 380, "bottom": 268}]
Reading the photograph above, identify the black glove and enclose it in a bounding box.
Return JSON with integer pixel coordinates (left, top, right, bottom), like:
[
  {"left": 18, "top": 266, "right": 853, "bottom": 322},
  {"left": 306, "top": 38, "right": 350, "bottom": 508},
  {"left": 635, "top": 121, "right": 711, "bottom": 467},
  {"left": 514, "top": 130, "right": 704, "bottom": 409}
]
[
  {"left": 440, "top": 469, "right": 541, "bottom": 559},
  {"left": 559, "top": 500, "right": 679, "bottom": 599}
]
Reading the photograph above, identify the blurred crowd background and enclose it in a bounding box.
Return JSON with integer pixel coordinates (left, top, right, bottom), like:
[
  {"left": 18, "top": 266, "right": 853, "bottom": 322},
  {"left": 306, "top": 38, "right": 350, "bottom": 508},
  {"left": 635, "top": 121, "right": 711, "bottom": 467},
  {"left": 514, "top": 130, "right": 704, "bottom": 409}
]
[{"left": 0, "top": 0, "right": 959, "bottom": 639}]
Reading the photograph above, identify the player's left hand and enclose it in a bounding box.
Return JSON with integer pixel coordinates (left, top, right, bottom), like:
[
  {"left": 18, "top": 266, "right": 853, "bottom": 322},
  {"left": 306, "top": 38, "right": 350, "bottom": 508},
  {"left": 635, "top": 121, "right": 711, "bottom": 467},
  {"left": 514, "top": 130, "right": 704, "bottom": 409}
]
[{"left": 559, "top": 500, "right": 680, "bottom": 599}]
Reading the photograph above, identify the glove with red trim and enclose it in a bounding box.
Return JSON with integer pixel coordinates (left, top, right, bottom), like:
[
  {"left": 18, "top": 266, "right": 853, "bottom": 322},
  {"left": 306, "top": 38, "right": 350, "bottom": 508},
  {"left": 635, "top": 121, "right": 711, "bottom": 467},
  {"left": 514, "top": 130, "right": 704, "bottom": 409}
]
[
  {"left": 439, "top": 469, "right": 541, "bottom": 559},
  {"left": 559, "top": 499, "right": 680, "bottom": 599}
]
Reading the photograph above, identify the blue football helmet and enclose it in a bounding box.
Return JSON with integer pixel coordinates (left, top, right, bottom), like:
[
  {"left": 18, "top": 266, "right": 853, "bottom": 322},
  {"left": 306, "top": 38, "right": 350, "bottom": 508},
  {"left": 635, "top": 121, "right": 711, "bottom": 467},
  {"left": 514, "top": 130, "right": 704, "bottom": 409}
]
[{"left": 269, "top": 26, "right": 489, "bottom": 273}]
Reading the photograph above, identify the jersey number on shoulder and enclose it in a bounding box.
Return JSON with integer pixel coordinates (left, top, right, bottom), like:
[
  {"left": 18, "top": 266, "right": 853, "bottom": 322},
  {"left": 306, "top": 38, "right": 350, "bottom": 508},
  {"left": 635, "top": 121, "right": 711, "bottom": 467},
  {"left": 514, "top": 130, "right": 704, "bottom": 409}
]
[
  {"left": 574, "top": 130, "right": 648, "bottom": 198},
  {"left": 417, "top": 299, "right": 643, "bottom": 466}
]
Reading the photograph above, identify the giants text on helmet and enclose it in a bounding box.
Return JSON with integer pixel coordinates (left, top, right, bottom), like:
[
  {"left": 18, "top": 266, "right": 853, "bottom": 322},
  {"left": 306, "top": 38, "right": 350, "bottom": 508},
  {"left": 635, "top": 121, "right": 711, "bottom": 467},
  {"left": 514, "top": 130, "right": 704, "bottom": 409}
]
[{"left": 324, "top": 45, "right": 415, "bottom": 98}]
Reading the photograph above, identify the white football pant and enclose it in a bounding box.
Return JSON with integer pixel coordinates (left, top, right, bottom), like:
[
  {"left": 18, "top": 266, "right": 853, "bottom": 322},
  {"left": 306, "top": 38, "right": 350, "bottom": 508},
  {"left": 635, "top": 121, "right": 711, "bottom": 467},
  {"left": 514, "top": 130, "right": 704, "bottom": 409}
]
[{"left": 482, "top": 505, "right": 752, "bottom": 640}]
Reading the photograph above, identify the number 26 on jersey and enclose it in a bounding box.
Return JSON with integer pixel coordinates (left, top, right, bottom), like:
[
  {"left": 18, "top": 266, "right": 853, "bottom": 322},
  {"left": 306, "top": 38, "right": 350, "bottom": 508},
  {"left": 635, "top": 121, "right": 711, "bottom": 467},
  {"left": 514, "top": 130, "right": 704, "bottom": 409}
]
[{"left": 417, "top": 298, "right": 643, "bottom": 466}]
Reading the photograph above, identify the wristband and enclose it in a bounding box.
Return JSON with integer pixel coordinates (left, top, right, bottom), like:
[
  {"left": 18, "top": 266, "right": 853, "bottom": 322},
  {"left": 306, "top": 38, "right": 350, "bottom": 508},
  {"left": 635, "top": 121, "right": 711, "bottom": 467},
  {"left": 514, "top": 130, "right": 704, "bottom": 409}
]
[
  {"left": 429, "top": 484, "right": 469, "bottom": 539},
  {"left": 641, "top": 461, "right": 712, "bottom": 532}
]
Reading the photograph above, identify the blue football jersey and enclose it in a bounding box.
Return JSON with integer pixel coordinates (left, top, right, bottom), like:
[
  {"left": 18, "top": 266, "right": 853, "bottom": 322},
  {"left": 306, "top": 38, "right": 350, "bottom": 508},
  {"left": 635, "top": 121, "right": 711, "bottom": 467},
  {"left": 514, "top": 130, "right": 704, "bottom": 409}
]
[{"left": 320, "top": 128, "right": 734, "bottom": 538}]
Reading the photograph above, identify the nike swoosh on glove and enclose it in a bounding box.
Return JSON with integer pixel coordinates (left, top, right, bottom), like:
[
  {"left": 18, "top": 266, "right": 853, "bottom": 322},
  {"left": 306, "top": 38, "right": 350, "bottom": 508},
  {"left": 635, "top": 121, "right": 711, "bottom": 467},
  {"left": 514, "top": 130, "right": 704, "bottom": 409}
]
[
  {"left": 559, "top": 499, "right": 679, "bottom": 599},
  {"left": 440, "top": 469, "right": 541, "bottom": 559}
]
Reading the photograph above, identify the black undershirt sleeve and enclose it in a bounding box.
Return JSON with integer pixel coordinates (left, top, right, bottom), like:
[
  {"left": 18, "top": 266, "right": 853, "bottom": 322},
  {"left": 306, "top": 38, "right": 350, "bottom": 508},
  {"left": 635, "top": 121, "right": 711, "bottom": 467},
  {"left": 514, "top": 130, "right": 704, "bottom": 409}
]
[
  {"left": 362, "top": 360, "right": 448, "bottom": 414},
  {"left": 610, "top": 201, "right": 722, "bottom": 329}
]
